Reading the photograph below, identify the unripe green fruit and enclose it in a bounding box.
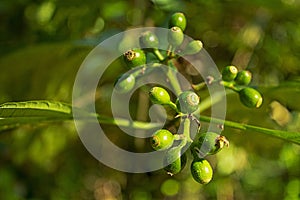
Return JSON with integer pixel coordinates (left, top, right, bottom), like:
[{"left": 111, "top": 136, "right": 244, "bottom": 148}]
[
  {"left": 222, "top": 65, "right": 238, "bottom": 82},
  {"left": 191, "top": 158, "right": 213, "bottom": 184},
  {"left": 235, "top": 70, "right": 252, "bottom": 85},
  {"left": 182, "top": 40, "right": 203, "bottom": 55},
  {"left": 197, "top": 132, "right": 229, "bottom": 155},
  {"left": 168, "top": 26, "right": 184, "bottom": 47},
  {"left": 151, "top": 129, "right": 174, "bottom": 151},
  {"left": 164, "top": 146, "right": 187, "bottom": 176},
  {"left": 123, "top": 49, "right": 146, "bottom": 68},
  {"left": 176, "top": 91, "right": 200, "bottom": 114},
  {"left": 169, "top": 12, "right": 187, "bottom": 31},
  {"left": 139, "top": 31, "right": 159, "bottom": 49},
  {"left": 239, "top": 87, "right": 263, "bottom": 108},
  {"left": 149, "top": 87, "right": 171, "bottom": 105},
  {"left": 114, "top": 73, "right": 135, "bottom": 93}
]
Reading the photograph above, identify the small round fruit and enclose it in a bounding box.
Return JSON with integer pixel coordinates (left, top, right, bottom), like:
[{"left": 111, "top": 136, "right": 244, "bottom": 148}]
[
  {"left": 197, "top": 132, "right": 229, "bottom": 155},
  {"left": 123, "top": 49, "right": 146, "bottom": 68},
  {"left": 191, "top": 158, "right": 213, "bottom": 184},
  {"left": 168, "top": 27, "right": 184, "bottom": 47},
  {"left": 176, "top": 91, "right": 200, "bottom": 114},
  {"left": 139, "top": 31, "right": 159, "bottom": 49},
  {"left": 151, "top": 129, "right": 174, "bottom": 151},
  {"left": 182, "top": 40, "right": 203, "bottom": 55},
  {"left": 235, "top": 70, "right": 252, "bottom": 85},
  {"left": 149, "top": 87, "right": 171, "bottom": 105},
  {"left": 239, "top": 87, "right": 263, "bottom": 108},
  {"left": 222, "top": 65, "right": 238, "bottom": 82},
  {"left": 169, "top": 12, "right": 187, "bottom": 31},
  {"left": 114, "top": 73, "right": 135, "bottom": 93},
  {"left": 164, "top": 146, "right": 187, "bottom": 176}
]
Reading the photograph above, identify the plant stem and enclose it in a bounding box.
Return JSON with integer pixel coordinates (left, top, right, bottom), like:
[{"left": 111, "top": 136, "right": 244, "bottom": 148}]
[
  {"left": 220, "top": 80, "right": 240, "bottom": 92},
  {"left": 167, "top": 102, "right": 178, "bottom": 112},
  {"left": 199, "top": 115, "right": 300, "bottom": 145},
  {"left": 166, "top": 44, "right": 173, "bottom": 57},
  {"left": 166, "top": 60, "right": 182, "bottom": 95},
  {"left": 192, "top": 82, "right": 206, "bottom": 91},
  {"left": 97, "top": 115, "right": 162, "bottom": 130},
  {"left": 153, "top": 49, "right": 165, "bottom": 61},
  {"left": 175, "top": 118, "right": 190, "bottom": 150},
  {"left": 182, "top": 117, "right": 192, "bottom": 143}
]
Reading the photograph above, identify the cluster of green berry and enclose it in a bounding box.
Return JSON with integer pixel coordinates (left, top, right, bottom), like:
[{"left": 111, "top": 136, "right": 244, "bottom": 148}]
[
  {"left": 149, "top": 86, "right": 229, "bottom": 184},
  {"left": 114, "top": 12, "right": 203, "bottom": 94},
  {"left": 221, "top": 66, "right": 263, "bottom": 108},
  {"left": 114, "top": 12, "right": 263, "bottom": 184}
]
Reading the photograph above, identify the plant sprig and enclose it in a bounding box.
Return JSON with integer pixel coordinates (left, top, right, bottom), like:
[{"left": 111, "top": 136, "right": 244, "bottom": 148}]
[{"left": 1, "top": 11, "right": 299, "bottom": 186}]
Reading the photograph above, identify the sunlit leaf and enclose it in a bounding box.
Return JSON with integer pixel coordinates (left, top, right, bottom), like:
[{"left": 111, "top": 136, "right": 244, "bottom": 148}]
[{"left": 0, "top": 101, "right": 73, "bottom": 128}]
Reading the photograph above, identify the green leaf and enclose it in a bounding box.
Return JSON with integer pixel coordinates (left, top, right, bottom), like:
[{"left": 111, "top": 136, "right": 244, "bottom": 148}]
[
  {"left": 0, "top": 101, "right": 73, "bottom": 128},
  {"left": 0, "top": 100, "right": 162, "bottom": 131},
  {"left": 0, "top": 100, "right": 73, "bottom": 117}
]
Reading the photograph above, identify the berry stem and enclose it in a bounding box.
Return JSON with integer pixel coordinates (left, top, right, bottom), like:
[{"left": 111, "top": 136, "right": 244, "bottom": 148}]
[
  {"left": 192, "top": 82, "right": 206, "bottom": 91},
  {"left": 182, "top": 117, "right": 192, "bottom": 143},
  {"left": 190, "top": 142, "right": 200, "bottom": 159},
  {"left": 167, "top": 101, "right": 178, "bottom": 112},
  {"left": 174, "top": 134, "right": 184, "bottom": 140},
  {"left": 167, "top": 44, "right": 176, "bottom": 58},
  {"left": 153, "top": 49, "right": 165, "bottom": 61},
  {"left": 220, "top": 80, "right": 240, "bottom": 92},
  {"left": 166, "top": 60, "right": 183, "bottom": 95}
]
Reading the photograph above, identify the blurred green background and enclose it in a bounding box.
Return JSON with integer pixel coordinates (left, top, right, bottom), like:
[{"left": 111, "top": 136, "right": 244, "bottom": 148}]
[{"left": 0, "top": 0, "right": 299, "bottom": 199}]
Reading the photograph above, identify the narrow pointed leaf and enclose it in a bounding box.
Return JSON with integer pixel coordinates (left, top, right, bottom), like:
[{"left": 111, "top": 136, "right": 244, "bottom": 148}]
[{"left": 0, "top": 101, "right": 73, "bottom": 128}]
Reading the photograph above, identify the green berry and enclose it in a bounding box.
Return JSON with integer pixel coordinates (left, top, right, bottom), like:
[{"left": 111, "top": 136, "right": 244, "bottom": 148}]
[
  {"left": 235, "top": 70, "right": 252, "bottom": 85},
  {"left": 114, "top": 73, "right": 135, "bottom": 93},
  {"left": 149, "top": 87, "right": 171, "bottom": 105},
  {"left": 191, "top": 158, "right": 213, "bottom": 184},
  {"left": 151, "top": 129, "right": 174, "bottom": 151},
  {"left": 197, "top": 132, "right": 229, "bottom": 155},
  {"left": 182, "top": 40, "right": 203, "bottom": 55},
  {"left": 139, "top": 31, "right": 159, "bottom": 49},
  {"left": 239, "top": 87, "right": 263, "bottom": 108},
  {"left": 164, "top": 146, "right": 187, "bottom": 176},
  {"left": 123, "top": 49, "right": 146, "bottom": 68},
  {"left": 168, "top": 26, "right": 184, "bottom": 47},
  {"left": 222, "top": 65, "right": 238, "bottom": 82},
  {"left": 169, "top": 12, "right": 187, "bottom": 31},
  {"left": 176, "top": 91, "right": 200, "bottom": 114}
]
